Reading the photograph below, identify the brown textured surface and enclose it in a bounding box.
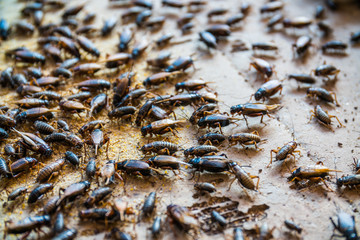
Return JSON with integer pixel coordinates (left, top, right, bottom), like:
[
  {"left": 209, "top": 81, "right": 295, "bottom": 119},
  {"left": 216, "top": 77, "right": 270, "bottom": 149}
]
[{"left": 0, "top": 0, "right": 359, "bottom": 239}]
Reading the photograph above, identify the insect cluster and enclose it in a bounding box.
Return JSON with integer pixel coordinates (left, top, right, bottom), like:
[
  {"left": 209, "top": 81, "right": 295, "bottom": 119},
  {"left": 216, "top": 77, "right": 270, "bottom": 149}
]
[{"left": 0, "top": 0, "right": 359, "bottom": 239}]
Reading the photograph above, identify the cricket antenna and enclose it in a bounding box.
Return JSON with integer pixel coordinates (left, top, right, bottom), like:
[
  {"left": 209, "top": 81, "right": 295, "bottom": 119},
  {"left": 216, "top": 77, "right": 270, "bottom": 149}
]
[
  {"left": 116, "top": 148, "right": 122, "bottom": 162},
  {"left": 177, "top": 107, "right": 190, "bottom": 120},
  {"left": 155, "top": 184, "right": 163, "bottom": 193},
  {"left": 332, "top": 200, "right": 340, "bottom": 212},
  {"left": 285, "top": 107, "right": 296, "bottom": 141},
  {"left": 218, "top": 100, "right": 231, "bottom": 108},
  {"left": 126, "top": 62, "right": 135, "bottom": 80}
]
